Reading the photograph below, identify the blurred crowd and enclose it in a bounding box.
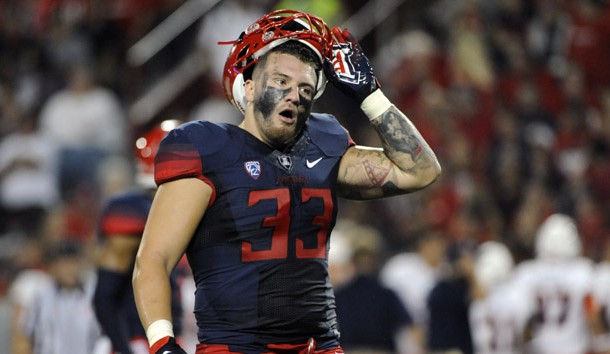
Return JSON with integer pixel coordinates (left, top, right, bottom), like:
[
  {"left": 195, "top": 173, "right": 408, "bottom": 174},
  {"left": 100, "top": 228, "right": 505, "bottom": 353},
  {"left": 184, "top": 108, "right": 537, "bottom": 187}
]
[
  {"left": 330, "top": 0, "right": 610, "bottom": 264},
  {"left": 1, "top": 0, "right": 610, "bottom": 353}
]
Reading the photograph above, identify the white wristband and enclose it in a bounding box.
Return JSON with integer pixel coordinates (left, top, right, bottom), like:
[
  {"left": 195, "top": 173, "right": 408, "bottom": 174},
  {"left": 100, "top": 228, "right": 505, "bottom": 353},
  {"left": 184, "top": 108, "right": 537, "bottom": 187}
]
[
  {"left": 360, "top": 89, "right": 393, "bottom": 120},
  {"left": 146, "top": 319, "right": 174, "bottom": 346}
]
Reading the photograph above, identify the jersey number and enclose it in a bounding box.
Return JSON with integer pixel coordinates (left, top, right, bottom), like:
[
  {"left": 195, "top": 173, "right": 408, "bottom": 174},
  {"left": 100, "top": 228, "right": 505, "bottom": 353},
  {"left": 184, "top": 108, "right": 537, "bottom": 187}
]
[
  {"left": 533, "top": 289, "right": 571, "bottom": 327},
  {"left": 241, "top": 188, "right": 332, "bottom": 262}
]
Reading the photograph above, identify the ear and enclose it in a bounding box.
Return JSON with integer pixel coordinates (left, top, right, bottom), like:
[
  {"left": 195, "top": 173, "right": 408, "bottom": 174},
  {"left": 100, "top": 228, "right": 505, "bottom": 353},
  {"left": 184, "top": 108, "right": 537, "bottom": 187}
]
[{"left": 244, "top": 79, "right": 255, "bottom": 103}]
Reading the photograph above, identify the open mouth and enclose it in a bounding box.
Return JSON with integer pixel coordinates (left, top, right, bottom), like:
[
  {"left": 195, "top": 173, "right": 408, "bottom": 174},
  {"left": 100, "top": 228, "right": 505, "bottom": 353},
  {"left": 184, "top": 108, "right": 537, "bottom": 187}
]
[{"left": 279, "top": 109, "right": 296, "bottom": 122}]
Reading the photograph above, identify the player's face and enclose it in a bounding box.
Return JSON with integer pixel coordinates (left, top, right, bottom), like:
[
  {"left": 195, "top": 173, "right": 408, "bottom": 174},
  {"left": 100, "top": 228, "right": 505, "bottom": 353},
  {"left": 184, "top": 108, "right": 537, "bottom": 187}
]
[{"left": 250, "top": 52, "right": 317, "bottom": 149}]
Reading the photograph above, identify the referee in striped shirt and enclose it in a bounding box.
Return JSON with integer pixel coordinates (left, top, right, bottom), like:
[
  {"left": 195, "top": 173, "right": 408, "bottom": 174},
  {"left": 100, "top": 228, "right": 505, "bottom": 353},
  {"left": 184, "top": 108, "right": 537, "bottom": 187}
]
[{"left": 13, "top": 241, "right": 106, "bottom": 354}]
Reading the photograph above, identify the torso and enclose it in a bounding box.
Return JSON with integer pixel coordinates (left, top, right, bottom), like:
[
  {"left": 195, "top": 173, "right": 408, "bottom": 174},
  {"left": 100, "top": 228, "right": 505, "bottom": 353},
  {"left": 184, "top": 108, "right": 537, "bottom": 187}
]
[{"left": 155, "top": 114, "right": 352, "bottom": 347}]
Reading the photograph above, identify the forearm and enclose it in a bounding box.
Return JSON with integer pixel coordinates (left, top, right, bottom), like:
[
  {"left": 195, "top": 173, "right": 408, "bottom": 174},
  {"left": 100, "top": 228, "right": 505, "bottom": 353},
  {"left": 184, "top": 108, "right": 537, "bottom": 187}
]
[
  {"left": 364, "top": 91, "right": 441, "bottom": 188},
  {"left": 132, "top": 257, "right": 175, "bottom": 337}
]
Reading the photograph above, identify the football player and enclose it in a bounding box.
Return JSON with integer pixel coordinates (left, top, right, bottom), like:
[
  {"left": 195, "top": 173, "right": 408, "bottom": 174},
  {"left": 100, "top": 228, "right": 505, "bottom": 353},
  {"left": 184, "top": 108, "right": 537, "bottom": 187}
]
[
  {"left": 469, "top": 241, "right": 529, "bottom": 354},
  {"left": 93, "top": 120, "right": 185, "bottom": 354},
  {"left": 512, "top": 214, "right": 598, "bottom": 354},
  {"left": 132, "top": 9, "right": 441, "bottom": 354}
]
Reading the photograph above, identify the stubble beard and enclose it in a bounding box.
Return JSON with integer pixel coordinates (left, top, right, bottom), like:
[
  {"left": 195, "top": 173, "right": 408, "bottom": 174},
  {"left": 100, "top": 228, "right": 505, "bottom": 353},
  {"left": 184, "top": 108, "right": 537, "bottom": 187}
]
[{"left": 254, "top": 85, "right": 311, "bottom": 150}]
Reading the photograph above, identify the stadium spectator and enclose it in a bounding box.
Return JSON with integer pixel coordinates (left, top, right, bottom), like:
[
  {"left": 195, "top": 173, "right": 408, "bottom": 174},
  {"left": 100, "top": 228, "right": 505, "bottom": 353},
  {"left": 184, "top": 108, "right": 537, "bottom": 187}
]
[
  {"left": 0, "top": 113, "right": 59, "bottom": 237},
  {"left": 427, "top": 239, "right": 483, "bottom": 354},
  {"left": 381, "top": 230, "right": 447, "bottom": 353},
  {"left": 39, "top": 63, "right": 127, "bottom": 199},
  {"left": 331, "top": 221, "right": 415, "bottom": 354}
]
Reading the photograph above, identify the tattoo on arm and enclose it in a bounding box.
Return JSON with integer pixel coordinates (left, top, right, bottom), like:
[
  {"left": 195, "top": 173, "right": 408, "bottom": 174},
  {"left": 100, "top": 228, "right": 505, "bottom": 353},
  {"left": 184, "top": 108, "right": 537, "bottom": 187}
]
[
  {"left": 363, "top": 160, "right": 390, "bottom": 186},
  {"left": 339, "top": 147, "right": 404, "bottom": 199},
  {"left": 339, "top": 106, "right": 439, "bottom": 199},
  {"left": 370, "top": 106, "right": 436, "bottom": 174}
]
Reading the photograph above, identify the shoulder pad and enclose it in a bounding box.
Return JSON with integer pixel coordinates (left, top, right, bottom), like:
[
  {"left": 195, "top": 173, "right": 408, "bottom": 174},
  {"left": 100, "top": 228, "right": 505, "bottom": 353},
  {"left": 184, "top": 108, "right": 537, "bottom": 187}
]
[
  {"left": 306, "top": 113, "right": 353, "bottom": 157},
  {"left": 155, "top": 121, "right": 238, "bottom": 184},
  {"left": 173, "top": 121, "right": 232, "bottom": 157}
]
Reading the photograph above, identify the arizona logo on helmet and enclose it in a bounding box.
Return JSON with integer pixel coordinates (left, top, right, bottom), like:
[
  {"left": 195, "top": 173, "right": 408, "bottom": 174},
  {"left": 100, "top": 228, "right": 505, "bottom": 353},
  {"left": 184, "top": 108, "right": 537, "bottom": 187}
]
[{"left": 330, "top": 42, "right": 362, "bottom": 85}]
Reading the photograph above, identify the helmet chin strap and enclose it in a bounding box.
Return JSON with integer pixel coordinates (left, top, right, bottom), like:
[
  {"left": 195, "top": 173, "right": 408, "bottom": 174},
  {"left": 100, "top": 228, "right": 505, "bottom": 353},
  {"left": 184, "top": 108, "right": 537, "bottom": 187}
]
[{"left": 231, "top": 73, "right": 247, "bottom": 114}]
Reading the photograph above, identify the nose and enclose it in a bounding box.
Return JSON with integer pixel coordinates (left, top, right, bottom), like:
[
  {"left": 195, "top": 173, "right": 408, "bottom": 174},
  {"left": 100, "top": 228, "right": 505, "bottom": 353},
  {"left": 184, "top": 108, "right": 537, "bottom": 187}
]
[{"left": 285, "top": 85, "right": 300, "bottom": 103}]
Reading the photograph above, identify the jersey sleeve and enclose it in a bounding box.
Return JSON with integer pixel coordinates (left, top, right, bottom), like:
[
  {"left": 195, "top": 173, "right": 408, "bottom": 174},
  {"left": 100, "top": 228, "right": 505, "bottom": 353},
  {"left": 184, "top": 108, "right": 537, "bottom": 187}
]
[
  {"left": 154, "top": 125, "right": 205, "bottom": 186},
  {"left": 154, "top": 121, "right": 231, "bottom": 207}
]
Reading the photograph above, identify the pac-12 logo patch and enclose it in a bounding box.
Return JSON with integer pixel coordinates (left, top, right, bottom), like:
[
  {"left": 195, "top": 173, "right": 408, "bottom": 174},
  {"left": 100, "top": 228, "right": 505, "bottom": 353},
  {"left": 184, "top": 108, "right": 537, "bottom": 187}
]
[{"left": 244, "top": 161, "right": 261, "bottom": 179}]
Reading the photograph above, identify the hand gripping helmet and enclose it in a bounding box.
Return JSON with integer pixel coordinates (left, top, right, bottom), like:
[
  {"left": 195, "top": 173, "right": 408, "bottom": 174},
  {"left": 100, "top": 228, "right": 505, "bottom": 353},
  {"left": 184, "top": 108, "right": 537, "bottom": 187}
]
[
  {"left": 222, "top": 9, "right": 334, "bottom": 114},
  {"left": 135, "top": 119, "right": 181, "bottom": 187},
  {"left": 535, "top": 213, "right": 582, "bottom": 260}
]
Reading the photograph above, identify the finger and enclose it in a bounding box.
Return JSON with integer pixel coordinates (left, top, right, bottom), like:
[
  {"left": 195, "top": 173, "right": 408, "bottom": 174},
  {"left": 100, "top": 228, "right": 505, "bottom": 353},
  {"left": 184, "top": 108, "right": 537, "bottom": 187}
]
[
  {"left": 341, "top": 29, "right": 362, "bottom": 51},
  {"left": 341, "top": 29, "right": 353, "bottom": 41},
  {"left": 331, "top": 26, "right": 346, "bottom": 44}
]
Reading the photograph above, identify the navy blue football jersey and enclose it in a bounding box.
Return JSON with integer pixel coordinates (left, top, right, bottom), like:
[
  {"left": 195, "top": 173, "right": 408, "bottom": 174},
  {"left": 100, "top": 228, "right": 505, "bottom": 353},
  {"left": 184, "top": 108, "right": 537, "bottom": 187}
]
[
  {"left": 155, "top": 113, "right": 353, "bottom": 349},
  {"left": 97, "top": 190, "right": 184, "bottom": 344}
]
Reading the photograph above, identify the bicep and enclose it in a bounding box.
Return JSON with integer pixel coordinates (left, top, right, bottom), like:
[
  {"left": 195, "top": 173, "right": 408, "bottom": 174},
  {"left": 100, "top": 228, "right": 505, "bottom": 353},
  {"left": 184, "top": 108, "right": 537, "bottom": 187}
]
[
  {"left": 137, "top": 178, "right": 212, "bottom": 272},
  {"left": 337, "top": 145, "right": 419, "bottom": 199}
]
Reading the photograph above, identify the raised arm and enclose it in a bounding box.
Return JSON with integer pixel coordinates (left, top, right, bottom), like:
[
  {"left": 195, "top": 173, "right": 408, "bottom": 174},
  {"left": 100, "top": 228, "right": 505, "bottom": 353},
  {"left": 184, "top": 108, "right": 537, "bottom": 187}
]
[{"left": 324, "top": 28, "right": 441, "bottom": 199}]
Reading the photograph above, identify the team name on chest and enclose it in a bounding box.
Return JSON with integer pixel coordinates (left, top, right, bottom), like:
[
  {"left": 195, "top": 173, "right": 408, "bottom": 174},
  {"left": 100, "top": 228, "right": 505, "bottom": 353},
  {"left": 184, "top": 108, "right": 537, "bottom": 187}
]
[{"left": 276, "top": 175, "right": 308, "bottom": 186}]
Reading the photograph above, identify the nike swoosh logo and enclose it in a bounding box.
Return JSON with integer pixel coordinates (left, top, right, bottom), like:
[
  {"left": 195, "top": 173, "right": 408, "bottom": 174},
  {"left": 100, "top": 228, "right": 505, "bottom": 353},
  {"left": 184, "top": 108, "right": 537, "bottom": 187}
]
[
  {"left": 163, "top": 351, "right": 172, "bottom": 354},
  {"left": 306, "top": 157, "right": 323, "bottom": 168}
]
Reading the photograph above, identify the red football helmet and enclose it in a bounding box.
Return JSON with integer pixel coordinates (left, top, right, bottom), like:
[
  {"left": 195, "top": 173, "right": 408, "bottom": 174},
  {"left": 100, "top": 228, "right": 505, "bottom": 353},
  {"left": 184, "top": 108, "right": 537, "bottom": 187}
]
[
  {"left": 222, "top": 9, "right": 334, "bottom": 114},
  {"left": 134, "top": 119, "right": 181, "bottom": 187}
]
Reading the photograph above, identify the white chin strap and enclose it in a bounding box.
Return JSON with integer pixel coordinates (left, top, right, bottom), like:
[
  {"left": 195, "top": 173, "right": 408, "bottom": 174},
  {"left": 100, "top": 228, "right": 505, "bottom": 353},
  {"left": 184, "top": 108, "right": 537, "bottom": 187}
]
[{"left": 231, "top": 73, "right": 248, "bottom": 114}]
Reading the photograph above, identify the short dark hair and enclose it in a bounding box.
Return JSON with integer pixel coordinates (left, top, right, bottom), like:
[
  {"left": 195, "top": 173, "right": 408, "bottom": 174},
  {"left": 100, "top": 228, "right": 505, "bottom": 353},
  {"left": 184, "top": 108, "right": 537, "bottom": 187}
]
[{"left": 247, "top": 40, "right": 321, "bottom": 81}]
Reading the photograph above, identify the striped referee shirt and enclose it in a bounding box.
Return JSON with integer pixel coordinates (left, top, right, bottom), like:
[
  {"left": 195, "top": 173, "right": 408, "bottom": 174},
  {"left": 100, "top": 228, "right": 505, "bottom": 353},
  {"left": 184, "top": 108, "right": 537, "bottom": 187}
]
[{"left": 19, "top": 271, "right": 103, "bottom": 354}]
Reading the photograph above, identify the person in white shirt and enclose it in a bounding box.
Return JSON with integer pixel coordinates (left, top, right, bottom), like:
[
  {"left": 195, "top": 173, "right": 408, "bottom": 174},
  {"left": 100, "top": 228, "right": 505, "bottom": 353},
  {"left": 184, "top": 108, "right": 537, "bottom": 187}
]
[
  {"left": 39, "top": 64, "right": 126, "bottom": 197},
  {"left": 380, "top": 231, "right": 447, "bottom": 353},
  {"left": 0, "top": 114, "right": 59, "bottom": 237}
]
